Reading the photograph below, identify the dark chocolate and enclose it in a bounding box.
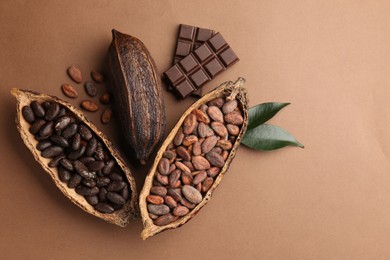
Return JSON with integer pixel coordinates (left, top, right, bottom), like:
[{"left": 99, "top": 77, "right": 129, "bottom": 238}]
[
  {"left": 172, "top": 24, "right": 216, "bottom": 97},
  {"left": 164, "top": 33, "right": 239, "bottom": 98}
]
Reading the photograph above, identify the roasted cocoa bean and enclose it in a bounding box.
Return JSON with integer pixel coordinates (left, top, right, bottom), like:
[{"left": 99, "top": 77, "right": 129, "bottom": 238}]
[
  {"left": 101, "top": 108, "right": 112, "bottom": 124},
  {"left": 182, "top": 185, "right": 202, "bottom": 204},
  {"left": 29, "top": 119, "right": 46, "bottom": 135},
  {"left": 176, "top": 146, "right": 191, "bottom": 161},
  {"left": 85, "top": 195, "right": 99, "bottom": 205},
  {"left": 150, "top": 186, "right": 167, "bottom": 197},
  {"left": 41, "top": 146, "right": 63, "bottom": 158},
  {"left": 54, "top": 116, "right": 72, "bottom": 132},
  {"left": 107, "top": 181, "right": 126, "bottom": 191},
  {"left": 74, "top": 160, "right": 96, "bottom": 179},
  {"left": 147, "top": 195, "right": 164, "bottom": 205},
  {"left": 91, "top": 70, "right": 104, "bottom": 83},
  {"left": 158, "top": 158, "right": 170, "bottom": 175},
  {"left": 76, "top": 185, "right": 99, "bottom": 196},
  {"left": 50, "top": 135, "right": 69, "bottom": 148},
  {"left": 36, "top": 140, "right": 52, "bottom": 151},
  {"left": 192, "top": 156, "right": 211, "bottom": 170},
  {"left": 22, "top": 106, "right": 35, "bottom": 123},
  {"left": 201, "top": 135, "right": 218, "bottom": 154},
  {"left": 80, "top": 100, "right": 98, "bottom": 112},
  {"left": 39, "top": 121, "right": 53, "bottom": 138},
  {"left": 164, "top": 195, "right": 177, "bottom": 208},
  {"left": 183, "top": 114, "right": 197, "bottom": 135},
  {"left": 175, "top": 161, "right": 191, "bottom": 174},
  {"left": 198, "top": 122, "right": 214, "bottom": 138},
  {"left": 226, "top": 124, "right": 240, "bottom": 136},
  {"left": 207, "top": 106, "right": 224, "bottom": 122},
  {"left": 217, "top": 140, "right": 233, "bottom": 150},
  {"left": 67, "top": 65, "right": 83, "bottom": 83},
  {"left": 94, "top": 203, "right": 114, "bottom": 213},
  {"left": 58, "top": 166, "right": 72, "bottom": 183},
  {"left": 31, "top": 101, "right": 45, "bottom": 118},
  {"left": 202, "top": 177, "right": 214, "bottom": 193},
  {"left": 193, "top": 109, "right": 210, "bottom": 123},
  {"left": 148, "top": 204, "right": 170, "bottom": 215},
  {"left": 224, "top": 111, "right": 244, "bottom": 125},
  {"left": 154, "top": 213, "right": 178, "bottom": 226},
  {"left": 68, "top": 174, "right": 82, "bottom": 188},
  {"left": 205, "top": 151, "right": 225, "bottom": 168},
  {"left": 99, "top": 92, "right": 111, "bottom": 104},
  {"left": 211, "top": 122, "right": 228, "bottom": 137},
  {"left": 193, "top": 170, "right": 207, "bottom": 185},
  {"left": 61, "top": 83, "right": 78, "bottom": 98},
  {"left": 45, "top": 102, "right": 60, "bottom": 121},
  {"left": 84, "top": 81, "right": 98, "bottom": 97},
  {"left": 173, "top": 205, "right": 189, "bottom": 217},
  {"left": 107, "top": 192, "right": 126, "bottom": 205},
  {"left": 168, "top": 170, "right": 181, "bottom": 188},
  {"left": 222, "top": 99, "right": 238, "bottom": 114},
  {"left": 62, "top": 123, "right": 78, "bottom": 138}
]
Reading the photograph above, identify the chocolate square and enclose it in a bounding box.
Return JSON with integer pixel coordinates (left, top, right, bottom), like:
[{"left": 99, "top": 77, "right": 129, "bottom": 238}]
[
  {"left": 194, "top": 44, "right": 213, "bottom": 62},
  {"left": 176, "top": 80, "right": 196, "bottom": 98},
  {"left": 175, "top": 41, "right": 192, "bottom": 57},
  {"left": 179, "top": 24, "right": 195, "bottom": 40},
  {"left": 190, "top": 69, "right": 210, "bottom": 88},
  {"left": 164, "top": 65, "right": 184, "bottom": 85},
  {"left": 218, "top": 47, "right": 239, "bottom": 67},
  {"left": 208, "top": 33, "right": 227, "bottom": 52},
  {"left": 179, "top": 54, "right": 199, "bottom": 74},
  {"left": 204, "top": 59, "right": 224, "bottom": 77}
]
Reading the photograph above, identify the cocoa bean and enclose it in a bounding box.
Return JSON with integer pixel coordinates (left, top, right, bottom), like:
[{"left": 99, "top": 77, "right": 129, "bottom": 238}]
[
  {"left": 205, "top": 151, "right": 225, "bottom": 168},
  {"left": 84, "top": 81, "right": 98, "bottom": 97},
  {"left": 193, "top": 170, "right": 207, "bottom": 185},
  {"left": 22, "top": 106, "right": 35, "bottom": 123},
  {"left": 150, "top": 186, "right": 167, "bottom": 197},
  {"left": 148, "top": 204, "right": 170, "bottom": 215},
  {"left": 192, "top": 109, "right": 210, "bottom": 123},
  {"left": 173, "top": 127, "right": 184, "bottom": 146},
  {"left": 176, "top": 146, "right": 191, "bottom": 161},
  {"left": 91, "top": 70, "right": 104, "bottom": 83},
  {"left": 31, "top": 101, "right": 45, "bottom": 118},
  {"left": 61, "top": 84, "right": 78, "bottom": 98},
  {"left": 182, "top": 135, "right": 198, "bottom": 146},
  {"left": 210, "top": 122, "right": 228, "bottom": 137},
  {"left": 202, "top": 177, "right": 214, "bottom": 193},
  {"left": 99, "top": 92, "right": 111, "bottom": 104},
  {"left": 201, "top": 135, "right": 218, "bottom": 154},
  {"left": 192, "top": 156, "right": 211, "bottom": 170},
  {"left": 222, "top": 99, "right": 238, "bottom": 114},
  {"left": 198, "top": 122, "right": 214, "bottom": 138},
  {"left": 146, "top": 195, "right": 164, "bottom": 205},
  {"left": 226, "top": 124, "right": 240, "bottom": 136},
  {"left": 153, "top": 213, "right": 178, "bottom": 226},
  {"left": 80, "top": 100, "right": 98, "bottom": 112},
  {"left": 183, "top": 114, "right": 197, "bottom": 135},
  {"left": 158, "top": 158, "right": 170, "bottom": 175},
  {"left": 207, "top": 106, "right": 224, "bottom": 122},
  {"left": 224, "top": 111, "right": 244, "bottom": 125},
  {"left": 173, "top": 205, "right": 189, "bottom": 217},
  {"left": 182, "top": 185, "right": 202, "bottom": 204},
  {"left": 216, "top": 140, "right": 233, "bottom": 150},
  {"left": 164, "top": 195, "right": 177, "bottom": 208},
  {"left": 101, "top": 108, "right": 112, "bottom": 124},
  {"left": 175, "top": 161, "right": 191, "bottom": 174},
  {"left": 207, "top": 97, "right": 224, "bottom": 108},
  {"left": 67, "top": 65, "right": 83, "bottom": 83}
]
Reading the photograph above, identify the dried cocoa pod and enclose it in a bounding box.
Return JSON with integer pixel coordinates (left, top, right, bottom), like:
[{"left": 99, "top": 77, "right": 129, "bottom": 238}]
[
  {"left": 11, "top": 89, "right": 138, "bottom": 227},
  {"left": 108, "top": 29, "right": 165, "bottom": 164},
  {"left": 139, "top": 78, "right": 248, "bottom": 239}
]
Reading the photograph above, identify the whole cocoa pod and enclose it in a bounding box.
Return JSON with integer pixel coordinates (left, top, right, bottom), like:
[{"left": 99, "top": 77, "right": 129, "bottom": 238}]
[{"left": 108, "top": 29, "right": 166, "bottom": 164}]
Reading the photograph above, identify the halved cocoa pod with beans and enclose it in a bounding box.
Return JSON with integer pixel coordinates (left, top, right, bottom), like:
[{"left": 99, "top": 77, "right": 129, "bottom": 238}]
[
  {"left": 140, "top": 78, "right": 248, "bottom": 239},
  {"left": 11, "top": 88, "right": 138, "bottom": 227}
]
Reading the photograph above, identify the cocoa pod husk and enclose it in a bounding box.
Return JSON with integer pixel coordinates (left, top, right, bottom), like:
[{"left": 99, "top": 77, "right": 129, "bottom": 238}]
[
  {"left": 139, "top": 78, "right": 248, "bottom": 239},
  {"left": 11, "top": 88, "right": 138, "bottom": 227},
  {"left": 108, "top": 29, "right": 166, "bottom": 165}
]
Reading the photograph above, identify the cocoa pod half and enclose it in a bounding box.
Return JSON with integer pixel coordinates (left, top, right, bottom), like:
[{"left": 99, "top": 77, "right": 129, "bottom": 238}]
[
  {"left": 11, "top": 88, "right": 138, "bottom": 227},
  {"left": 139, "top": 78, "right": 248, "bottom": 239},
  {"left": 108, "top": 29, "right": 166, "bottom": 165}
]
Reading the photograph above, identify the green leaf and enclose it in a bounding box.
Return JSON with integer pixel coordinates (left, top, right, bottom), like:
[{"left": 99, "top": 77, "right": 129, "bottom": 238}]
[
  {"left": 247, "top": 102, "right": 290, "bottom": 130},
  {"left": 242, "top": 124, "right": 304, "bottom": 150}
]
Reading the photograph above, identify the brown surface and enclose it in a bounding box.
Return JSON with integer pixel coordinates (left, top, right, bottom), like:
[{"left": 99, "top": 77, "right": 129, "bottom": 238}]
[{"left": 1, "top": 0, "right": 390, "bottom": 259}]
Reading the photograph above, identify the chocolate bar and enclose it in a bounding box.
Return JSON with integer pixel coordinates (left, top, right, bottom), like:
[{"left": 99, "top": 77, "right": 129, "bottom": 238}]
[
  {"left": 164, "top": 33, "right": 239, "bottom": 98},
  {"left": 173, "top": 24, "right": 216, "bottom": 65},
  {"left": 172, "top": 24, "right": 216, "bottom": 97}
]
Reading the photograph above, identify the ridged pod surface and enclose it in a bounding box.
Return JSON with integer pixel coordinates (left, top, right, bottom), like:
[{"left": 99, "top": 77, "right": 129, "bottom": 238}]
[{"left": 108, "top": 29, "right": 166, "bottom": 164}]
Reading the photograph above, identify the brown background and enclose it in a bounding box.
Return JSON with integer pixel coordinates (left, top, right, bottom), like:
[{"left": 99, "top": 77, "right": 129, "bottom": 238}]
[{"left": 1, "top": 0, "right": 390, "bottom": 259}]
